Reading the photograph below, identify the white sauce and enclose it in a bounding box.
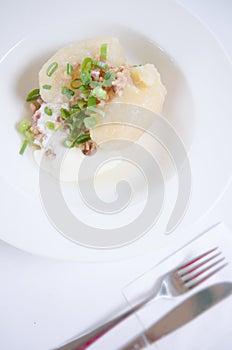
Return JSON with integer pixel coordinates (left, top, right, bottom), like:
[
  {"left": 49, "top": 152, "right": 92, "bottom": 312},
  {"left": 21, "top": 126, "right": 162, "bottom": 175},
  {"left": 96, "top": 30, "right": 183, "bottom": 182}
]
[{"left": 34, "top": 102, "right": 69, "bottom": 148}]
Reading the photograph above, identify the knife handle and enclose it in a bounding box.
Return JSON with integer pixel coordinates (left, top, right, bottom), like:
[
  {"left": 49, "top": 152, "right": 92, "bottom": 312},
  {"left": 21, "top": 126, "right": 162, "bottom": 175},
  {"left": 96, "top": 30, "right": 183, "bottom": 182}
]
[
  {"left": 54, "top": 296, "right": 154, "bottom": 350},
  {"left": 119, "top": 334, "right": 149, "bottom": 350}
]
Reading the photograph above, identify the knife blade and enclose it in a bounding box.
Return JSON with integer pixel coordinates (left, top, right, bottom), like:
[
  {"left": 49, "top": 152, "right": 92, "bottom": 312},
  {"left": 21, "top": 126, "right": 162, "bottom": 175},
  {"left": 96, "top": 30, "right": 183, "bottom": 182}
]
[{"left": 119, "top": 282, "right": 232, "bottom": 350}]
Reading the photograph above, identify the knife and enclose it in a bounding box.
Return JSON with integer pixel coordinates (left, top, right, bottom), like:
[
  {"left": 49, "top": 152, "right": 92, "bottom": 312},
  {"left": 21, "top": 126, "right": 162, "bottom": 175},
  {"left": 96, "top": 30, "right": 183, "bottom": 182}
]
[{"left": 119, "top": 282, "right": 232, "bottom": 350}]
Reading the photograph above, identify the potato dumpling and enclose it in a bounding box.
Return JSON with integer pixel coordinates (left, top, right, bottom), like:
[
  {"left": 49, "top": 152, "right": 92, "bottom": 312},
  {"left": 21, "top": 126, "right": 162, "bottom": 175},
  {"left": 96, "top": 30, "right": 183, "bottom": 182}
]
[
  {"left": 90, "top": 64, "right": 166, "bottom": 146},
  {"left": 21, "top": 36, "right": 167, "bottom": 170},
  {"left": 113, "top": 63, "right": 166, "bottom": 114},
  {"left": 39, "top": 37, "right": 126, "bottom": 103}
]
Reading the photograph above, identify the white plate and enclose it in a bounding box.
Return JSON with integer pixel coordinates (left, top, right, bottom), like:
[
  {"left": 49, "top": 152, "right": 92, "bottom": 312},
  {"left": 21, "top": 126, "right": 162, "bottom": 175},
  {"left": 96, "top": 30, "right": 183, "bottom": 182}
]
[{"left": 0, "top": 0, "right": 232, "bottom": 261}]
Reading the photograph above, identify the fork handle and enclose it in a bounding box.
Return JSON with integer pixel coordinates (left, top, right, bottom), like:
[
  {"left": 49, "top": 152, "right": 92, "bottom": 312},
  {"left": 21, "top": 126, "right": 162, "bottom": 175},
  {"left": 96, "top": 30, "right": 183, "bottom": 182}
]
[{"left": 54, "top": 295, "right": 153, "bottom": 350}]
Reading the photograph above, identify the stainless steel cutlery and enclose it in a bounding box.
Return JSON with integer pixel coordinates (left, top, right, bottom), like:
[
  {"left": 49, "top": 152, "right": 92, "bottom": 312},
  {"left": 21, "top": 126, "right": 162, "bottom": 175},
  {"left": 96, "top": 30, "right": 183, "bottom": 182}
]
[{"left": 54, "top": 247, "right": 227, "bottom": 350}]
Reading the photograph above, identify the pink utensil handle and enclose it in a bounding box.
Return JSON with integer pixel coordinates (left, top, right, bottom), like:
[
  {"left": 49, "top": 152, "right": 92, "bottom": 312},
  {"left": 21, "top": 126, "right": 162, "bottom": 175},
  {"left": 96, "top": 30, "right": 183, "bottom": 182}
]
[
  {"left": 72, "top": 328, "right": 111, "bottom": 350},
  {"left": 55, "top": 299, "right": 150, "bottom": 350}
]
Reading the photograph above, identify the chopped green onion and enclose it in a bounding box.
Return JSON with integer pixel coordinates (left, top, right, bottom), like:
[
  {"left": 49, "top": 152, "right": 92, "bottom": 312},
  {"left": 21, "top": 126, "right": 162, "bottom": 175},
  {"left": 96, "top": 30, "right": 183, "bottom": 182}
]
[
  {"left": 100, "top": 43, "right": 107, "bottom": 60},
  {"left": 76, "top": 119, "right": 84, "bottom": 129},
  {"left": 26, "top": 88, "right": 40, "bottom": 102},
  {"left": 65, "top": 123, "right": 74, "bottom": 131},
  {"left": 87, "top": 106, "right": 98, "bottom": 114},
  {"left": 46, "top": 121, "right": 55, "bottom": 130},
  {"left": 19, "top": 140, "right": 28, "bottom": 155},
  {"left": 103, "top": 73, "right": 116, "bottom": 87},
  {"left": 65, "top": 111, "right": 84, "bottom": 129},
  {"left": 46, "top": 62, "right": 58, "bottom": 77},
  {"left": 66, "top": 63, "right": 73, "bottom": 76},
  {"left": 92, "top": 86, "right": 107, "bottom": 99},
  {"left": 63, "top": 139, "right": 75, "bottom": 148},
  {"left": 44, "top": 106, "right": 52, "bottom": 116},
  {"left": 92, "top": 60, "right": 108, "bottom": 70},
  {"left": 84, "top": 116, "right": 97, "bottom": 129},
  {"left": 78, "top": 85, "right": 86, "bottom": 92},
  {"left": 24, "top": 130, "right": 34, "bottom": 143},
  {"left": 77, "top": 100, "right": 87, "bottom": 110},
  {"left": 69, "top": 111, "right": 80, "bottom": 119},
  {"left": 80, "top": 71, "right": 92, "bottom": 86},
  {"left": 42, "top": 84, "right": 52, "bottom": 90},
  {"left": 17, "top": 119, "right": 30, "bottom": 134},
  {"left": 88, "top": 96, "right": 97, "bottom": 107},
  {"left": 60, "top": 108, "right": 70, "bottom": 119},
  {"left": 61, "top": 86, "right": 75, "bottom": 99},
  {"left": 81, "top": 57, "right": 92, "bottom": 72},
  {"left": 75, "top": 133, "right": 91, "bottom": 144},
  {"left": 90, "top": 81, "right": 102, "bottom": 88},
  {"left": 104, "top": 72, "right": 111, "bottom": 79},
  {"left": 70, "top": 79, "right": 81, "bottom": 90},
  {"left": 80, "top": 90, "right": 90, "bottom": 99},
  {"left": 69, "top": 104, "right": 81, "bottom": 114}
]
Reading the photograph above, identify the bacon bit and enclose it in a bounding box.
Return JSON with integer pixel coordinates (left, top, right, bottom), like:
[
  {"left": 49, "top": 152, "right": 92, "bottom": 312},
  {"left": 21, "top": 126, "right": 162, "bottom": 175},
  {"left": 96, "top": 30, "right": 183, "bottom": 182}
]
[
  {"left": 91, "top": 69, "right": 100, "bottom": 80},
  {"left": 63, "top": 124, "right": 70, "bottom": 131},
  {"left": 30, "top": 101, "right": 41, "bottom": 112},
  {"left": 56, "top": 116, "right": 65, "bottom": 123},
  {"left": 30, "top": 103, "right": 37, "bottom": 113},
  {"left": 72, "top": 63, "right": 80, "bottom": 70},
  {"left": 81, "top": 140, "right": 97, "bottom": 156},
  {"left": 31, "top": 125, "right": 42, "bottom": 136},
  {"left": 112, "top": 69, "right": 129, "bottom": 96}
]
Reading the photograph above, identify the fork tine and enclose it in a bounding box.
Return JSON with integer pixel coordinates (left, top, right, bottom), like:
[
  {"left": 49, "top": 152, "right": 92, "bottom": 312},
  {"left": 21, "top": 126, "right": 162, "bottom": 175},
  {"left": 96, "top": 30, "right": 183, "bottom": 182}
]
[
  {"left": 182, "top": 256, "right": 226, "bottom": 283},
  {"left": 179, "top": 251, "right": 222, "bottom": 277},
  {"left": 178, "top": 247, "right": 218, "bottom": 270},
  {"left": 187, "top": 262, "right": 228, "bottom": 289}
]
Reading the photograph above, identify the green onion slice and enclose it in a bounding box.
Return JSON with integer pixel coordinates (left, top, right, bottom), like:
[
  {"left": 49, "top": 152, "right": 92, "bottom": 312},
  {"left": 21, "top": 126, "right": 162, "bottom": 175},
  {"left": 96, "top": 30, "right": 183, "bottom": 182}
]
[
  {"left": 42, "top": 84, "right": 52, "bottom": 90},
  {"left": 63, "top": 139, "right": 75, "bottom": 148},
  {"left": 17, "top": 119, "right": 31, "bottom": 134},
  {"left": 69, "top": 105, "right": 81, "bottom": 115},
  {"left": 92, "top": 86, "right": 107, "bottom": 100},
  {"left": 44, "top": 106, "right": 52, "bottom": 116},
  {"left": 100, "top": 43, "right": 107, "bottom": 60},
  {"left": 88, "top": 96, "right": 97, "bottom": 107},
  {"left": 84, "top": 116, "right": 97, "bottom": 129},
  {"left": 103, "top": 72, "right": 116, "bottom": 87},
  {"left": 92, "top": 60, "right": 108, "bottom": 70},
  {"left": 46, "top": 121, "right": 55, "bottom": 130},
  {"left": 26, "top": 89, "right": 40, "bottom": 102},
  {"left": 70, "top": 79, "right": 81, "bottom": 90},
  {"left": 60, "top": 108, "right": 70, "bottom": 119},
  {"left": 90, "top": 81, "right": 102, "bottom": 88},
  {"left": 80, "top": 90, "right": 90, "bottom": 99},
  {"left": 71, "top": 112, "right": 85, "bottom": 129},
  {"left": 81, "top": 57, "right": 92, "bottom": 72},
  {"left": 19, "top": 140, "right": 28, "bottom": 155},
  {"left": 75, "top": 119, "right": 84, "bottom": 129},
  {"left": 77, "top": 100, "right": 87, "bottom": 110},
  {"left": 24, "top": 130, "right": 34, "bottom": 143},
  {"left": 65, "top": 123, "right": 74, "bottom": 132},
  {"left": 67, "top": 63, "right": 73, "bottom": 76},
  {"left": 80, "top": 71, "right": 92, "bottom": 86},
  {"left": 104, "top": 72, "right": 111, "bottom": 79},
  {"left": 61, "top": 86, "right": 75, "bottom": 99},
  {"left": 75, "top": 133, "right": 91, "bottom": 144},
  {"left": 46, "top": 62, "right": 58, "bottom": 77}
]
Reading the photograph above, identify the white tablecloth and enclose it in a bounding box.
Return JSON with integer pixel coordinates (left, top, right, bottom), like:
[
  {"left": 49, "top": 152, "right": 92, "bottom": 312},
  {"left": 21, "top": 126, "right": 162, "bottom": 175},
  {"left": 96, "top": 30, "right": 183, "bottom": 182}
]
[{"left": 0, "top": 1, "right": 232, "bottom": 349}]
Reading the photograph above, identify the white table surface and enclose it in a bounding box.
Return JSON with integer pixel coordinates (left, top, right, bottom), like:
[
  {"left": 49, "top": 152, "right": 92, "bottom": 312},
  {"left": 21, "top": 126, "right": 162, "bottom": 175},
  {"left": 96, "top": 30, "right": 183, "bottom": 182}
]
[{"left": 1, "top": 1, "right": 232, "bottom": 349}]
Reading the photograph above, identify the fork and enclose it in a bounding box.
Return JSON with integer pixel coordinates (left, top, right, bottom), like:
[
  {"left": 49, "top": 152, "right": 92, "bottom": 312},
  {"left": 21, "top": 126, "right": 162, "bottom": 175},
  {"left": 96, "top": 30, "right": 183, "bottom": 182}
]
[{"left": 54, "top": 247, "right": 227, "bottom": 350}]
